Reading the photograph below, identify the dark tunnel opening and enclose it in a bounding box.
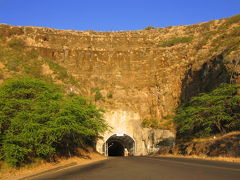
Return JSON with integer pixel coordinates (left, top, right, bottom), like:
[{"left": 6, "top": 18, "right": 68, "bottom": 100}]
[
  {"left": 108, "top": 141, "right": 124, "bottom": 156},
  {"left": 104, "top": 134, "right": 135, "bottom": 156}
]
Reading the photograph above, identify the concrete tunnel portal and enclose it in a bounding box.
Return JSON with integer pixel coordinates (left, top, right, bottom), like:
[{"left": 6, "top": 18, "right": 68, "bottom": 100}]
[{"left": 104, "top": 134, "right": 135, "bottom": 156}]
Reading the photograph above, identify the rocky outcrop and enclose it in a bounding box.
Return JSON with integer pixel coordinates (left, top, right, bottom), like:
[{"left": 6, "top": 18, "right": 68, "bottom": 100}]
[
  {"left": 0, "top": 15, "right": 240, "bottom": 155},
  {"left": 157, "top": 132, "right": 240, "bottom": 157}
]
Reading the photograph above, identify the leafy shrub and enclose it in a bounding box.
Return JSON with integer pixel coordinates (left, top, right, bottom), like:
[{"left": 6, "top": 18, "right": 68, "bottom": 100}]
[
  {"left": 107, "top": 93, "right": 113, "bottom": 99},
  {"left": 142, "top": 117, "right": 173, "bottom": 129},
  {"left": 91, "top": 87, "right": 104, "bottom": 101},
  {"left": 95, "top": 91, "right": 103, "bottom": 101},
  {"left": 160, "top": 36, "right": 193, "bottom": 47},
  {"left": 142, "top": 118, "right": 159, "bottom": 129},
  {"left": 174, "top": 83, "right": 240, "bottom": 140},
  {"left": 0, "top": 77, "right": 108, "bottom": 167},
  {"left": 45, "top": 60, "right": 69, "bottom": 80},
  {"left": 3, "top": 144, "right": 30, "bottom": 167},
  {"left": 53, "top": 96, "right": 107, "bottom": 153}
]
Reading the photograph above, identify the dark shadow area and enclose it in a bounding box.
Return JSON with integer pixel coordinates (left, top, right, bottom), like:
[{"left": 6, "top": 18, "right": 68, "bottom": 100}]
[
  {"left": 175, "top": 53, "right": 232, "bottom": 141},
  {"left": 157, "top": 137, "right": 175, "bottom": 147},
  {"left": 103, "top": 134, "right": 135, "bottom": 156},
  {"left": 180, "top": 54, "right": 230, "bottom": 103},
  {"left": 108, "top": 141, "right": 124, "bottom": 156}
]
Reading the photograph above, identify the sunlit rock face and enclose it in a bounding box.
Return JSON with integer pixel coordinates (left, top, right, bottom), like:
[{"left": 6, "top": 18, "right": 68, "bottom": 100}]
[
  {"left": 0, "top": 15, "right": 239, "bottom": 155},
  {"left": 96, "top": 110, "right": 175, "bottom": 155}
]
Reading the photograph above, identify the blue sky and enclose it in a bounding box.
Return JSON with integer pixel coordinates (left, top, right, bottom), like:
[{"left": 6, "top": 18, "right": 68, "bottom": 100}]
[{"left": 0, "top": 0, "right": 239, "bottom": 31}]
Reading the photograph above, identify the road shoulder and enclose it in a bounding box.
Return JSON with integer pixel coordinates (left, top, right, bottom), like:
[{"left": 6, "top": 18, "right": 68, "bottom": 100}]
[{"left": 2, "top": 152, "right": 107, "bottom": 180}]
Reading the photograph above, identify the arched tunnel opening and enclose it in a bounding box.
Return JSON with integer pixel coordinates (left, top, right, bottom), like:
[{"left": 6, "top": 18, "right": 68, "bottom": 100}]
[
  {"left": 104, "top": 134, "right": 135, "bottom": 156},
  {"left": 108, "top": 141, "right": 124, "bottom": 156}
]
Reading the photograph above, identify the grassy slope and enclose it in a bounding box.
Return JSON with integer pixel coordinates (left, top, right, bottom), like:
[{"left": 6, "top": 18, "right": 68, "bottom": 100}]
[{"left": 0, "top": 37, "right": 80, "bottom": 94}]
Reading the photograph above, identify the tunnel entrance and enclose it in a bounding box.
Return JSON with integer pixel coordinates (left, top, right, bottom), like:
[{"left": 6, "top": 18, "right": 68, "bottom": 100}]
[
  {"left": 104, "top": 134, "right": 135, "bottom": 156},
  {"left": 108, "top": 141, "right": 124, "bottom": 156}
]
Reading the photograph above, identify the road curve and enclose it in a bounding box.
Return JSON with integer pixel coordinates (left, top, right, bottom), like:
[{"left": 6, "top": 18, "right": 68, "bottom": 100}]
[{"left": 29, "top": 156, "right": 240, "bottom": 180}]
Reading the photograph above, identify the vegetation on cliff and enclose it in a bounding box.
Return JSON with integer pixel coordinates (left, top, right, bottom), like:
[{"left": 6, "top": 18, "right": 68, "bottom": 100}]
[
  {"left": 0, "top": 14, "right": 240, "bottom": 161},
  {"left": 174, "top": 83, "right": 240, "bottom": 140},
  {"left": 160, "top": 36, "right": 193, "bottom": 47},
  {"left": 0, "top": 77, "right": 108, "bottom": 167},
  {"left": 0, "top": 37, "right": 79, "bottom": 87},
  {"left": 0, "top": 31, "right": 109, "bottom": 168}
]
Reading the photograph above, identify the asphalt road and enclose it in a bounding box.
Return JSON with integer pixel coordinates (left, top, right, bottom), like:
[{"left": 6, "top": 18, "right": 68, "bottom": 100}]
[{"left": 29, "top": 157, "right": 240, "bottom": 180}]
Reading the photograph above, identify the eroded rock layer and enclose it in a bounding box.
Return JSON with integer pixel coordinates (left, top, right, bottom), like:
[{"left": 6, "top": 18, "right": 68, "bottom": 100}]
[{"left": 0, "top": 15, "right": 240, "bottom": 155}]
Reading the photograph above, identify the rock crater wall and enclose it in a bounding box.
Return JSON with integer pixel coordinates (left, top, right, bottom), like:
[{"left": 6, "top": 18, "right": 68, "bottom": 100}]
[{"left": 0, "top": 15, "right": 239, "bottom": 154}]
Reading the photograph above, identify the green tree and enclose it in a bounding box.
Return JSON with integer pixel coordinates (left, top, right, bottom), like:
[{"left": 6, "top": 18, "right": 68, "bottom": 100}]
[
  {"left": 0, "top": 77, "right": 62, "bottom": 166},
  {"left": 0, "top": 77, "right": 108, "bottom": 166},
  {"left": 52, "top": 96, "right": 108, "bottom": 156},
  {"left": 174, "top": 83, "right": 240, "bottom": 139}
]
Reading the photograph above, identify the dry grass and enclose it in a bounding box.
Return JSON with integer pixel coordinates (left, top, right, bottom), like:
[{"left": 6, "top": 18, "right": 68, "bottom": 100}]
[
  {"left": 192, "top": 131, "right": 240, "bottom": 143},
  {"left": 155, "top": 154, "right": 240, "bottom": 164},
  {"left": 0, "top": 148, "right": 107, "bottom": 180}
]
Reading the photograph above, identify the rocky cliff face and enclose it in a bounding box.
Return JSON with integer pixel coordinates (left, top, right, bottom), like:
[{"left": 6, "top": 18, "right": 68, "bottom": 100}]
[
  {"left": 0, "top": 15, "right": 240, "bottom": 155},
  {"left": 157, "top": 132, "right": 240, "bottom": 157}
]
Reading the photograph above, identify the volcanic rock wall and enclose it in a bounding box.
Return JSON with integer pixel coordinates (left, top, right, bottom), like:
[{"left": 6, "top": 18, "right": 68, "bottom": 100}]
[{"left": 0, "top": 15, "right": 239, "bottom": 155}]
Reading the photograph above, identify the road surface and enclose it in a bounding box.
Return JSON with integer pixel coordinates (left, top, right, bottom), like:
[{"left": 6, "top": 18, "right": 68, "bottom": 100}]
[{"left": 29, "top": 156, "right": 240, "bottom": 180}]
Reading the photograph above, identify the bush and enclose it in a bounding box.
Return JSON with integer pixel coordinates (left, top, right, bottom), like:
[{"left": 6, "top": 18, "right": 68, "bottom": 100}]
[
  {"left": 142, "top": 118, "right": 159, "bottom": 129},
  {"left": 144, "top": 26, "right": 155, "bottom": 30},
  {"left": 160, "top": 36, "right": 193, "bottom": 47},
  {"left": 91, "top": 87, "right": 104, "bottom": 101},
  {"left": 53, "top": 96, "right": 107, "bottom": 154},
  {"left": 45, "top": 60, "right": 69, "bottom": 80},
  {"left": 0, "top": 77, "right": 108, "bottom": 167},
  {"left": 3, "top": 144, "right": 30, "bottom": 167},
  {"left": 107, "top": 93, "right": 113, "bottom": 99},
  {"left": 174, "top": 83, "right": 240, "bottom": 140}
]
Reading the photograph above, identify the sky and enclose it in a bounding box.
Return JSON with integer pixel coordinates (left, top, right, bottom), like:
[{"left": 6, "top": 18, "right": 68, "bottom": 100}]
[{"left": 0, "top": 0, "right": 239, "bottom": 31}]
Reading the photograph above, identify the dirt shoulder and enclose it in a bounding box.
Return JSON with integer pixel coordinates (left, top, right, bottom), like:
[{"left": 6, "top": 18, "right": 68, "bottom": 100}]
[
  {"left": 1, "top": 151, "right": 107, "bottom": 180},
  {"left": 153, "top": 154, "right": 240, "bottom": 164},
  {"left": 156, "top": 131, "right": 240, "bottom": 164}
]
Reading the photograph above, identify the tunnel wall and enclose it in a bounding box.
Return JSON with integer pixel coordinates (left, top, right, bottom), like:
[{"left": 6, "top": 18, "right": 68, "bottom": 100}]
[{"left": 96, "top": 109, "right": 175, "bottom": 155}]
